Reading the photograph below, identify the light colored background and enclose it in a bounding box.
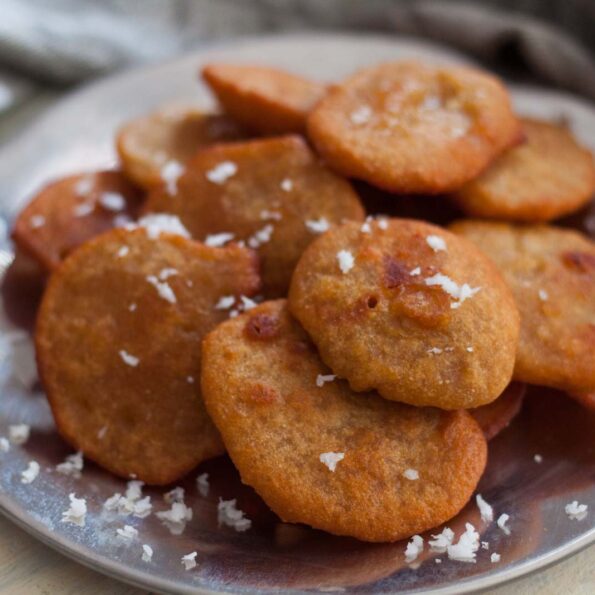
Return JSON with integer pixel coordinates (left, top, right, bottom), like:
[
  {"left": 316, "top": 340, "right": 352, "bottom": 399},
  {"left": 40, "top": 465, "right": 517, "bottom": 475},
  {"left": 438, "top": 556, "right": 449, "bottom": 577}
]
[{"left": 0, "top": 83, "right": 593, "bottom": 595}]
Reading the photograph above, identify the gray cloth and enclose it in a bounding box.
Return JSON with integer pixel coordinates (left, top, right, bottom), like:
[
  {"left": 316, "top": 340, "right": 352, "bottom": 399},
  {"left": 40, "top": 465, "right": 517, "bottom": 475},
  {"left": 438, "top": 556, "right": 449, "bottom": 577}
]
[{"left": 0, "top": 0, "right": 594, "bottom": 116}]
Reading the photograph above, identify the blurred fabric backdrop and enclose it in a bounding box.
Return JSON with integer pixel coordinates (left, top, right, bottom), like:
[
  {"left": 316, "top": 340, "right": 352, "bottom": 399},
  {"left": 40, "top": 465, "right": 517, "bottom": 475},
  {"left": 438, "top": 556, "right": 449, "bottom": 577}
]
[{"left": 0, "top": 0, "right": 594, "bottom": 124}]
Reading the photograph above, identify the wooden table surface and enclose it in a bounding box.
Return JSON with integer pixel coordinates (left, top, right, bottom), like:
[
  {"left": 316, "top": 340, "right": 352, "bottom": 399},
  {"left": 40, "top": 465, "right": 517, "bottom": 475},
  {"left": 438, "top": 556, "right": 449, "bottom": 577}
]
[{"left": 0, "top": 90, "right": 593, "bottom": 595}]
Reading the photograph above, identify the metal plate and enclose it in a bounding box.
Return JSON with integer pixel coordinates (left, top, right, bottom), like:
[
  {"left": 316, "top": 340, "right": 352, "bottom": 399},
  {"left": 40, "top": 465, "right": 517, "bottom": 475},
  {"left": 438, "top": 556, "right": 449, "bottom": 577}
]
[{"left": 0, "top": 33, "right": 593, "bottom": 595}]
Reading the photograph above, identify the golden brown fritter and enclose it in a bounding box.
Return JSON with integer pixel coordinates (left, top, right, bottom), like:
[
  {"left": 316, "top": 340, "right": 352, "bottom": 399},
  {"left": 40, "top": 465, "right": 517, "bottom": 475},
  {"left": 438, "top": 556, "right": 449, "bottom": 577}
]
[
  {"left": 144, "top": 135, "right": 365, "bottom": 296},
  {"left": 36, "top": 228, "right": 260, "bottom": 485},
  {"left": 451, "top": 220, "right": 595, "bottom": 393},
  {"left": 289, "top": 219, "right": 519, "bottom": 409},
  {"left": 116, "top": 104, "right": 246, "bottom": 189},
  {"left": 470, "top": 382, "right": 526, "bottom": 440},
  {"left": 201, "top": 299, "right": 487, "bottom": 542},
  {"left": 307, "top": 61, "right": 521, "bottom": 194},
  {"left": 12, "top": 170, "right": 143, "bottom": 272},
  {"left": 452, "top": 118, "right": 595, "bottom": 222},
  {"left": 202, "top": 63, "right": 327, "bottom": 135}
]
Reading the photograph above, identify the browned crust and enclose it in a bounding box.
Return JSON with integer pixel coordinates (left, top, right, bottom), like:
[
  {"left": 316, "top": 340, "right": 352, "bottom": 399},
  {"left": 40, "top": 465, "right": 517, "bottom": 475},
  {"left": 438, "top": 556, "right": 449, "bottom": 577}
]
[
  {"left": 201, "top": 300, "right": 487, "bottom": 542},
  {"left": 12, "top": 170, "right": 144, "bottom": 272},
  {"left": 143, "top": 135, "right": 365, "bottom": 296},
  {"left": 202, "top": 63, "right": 327, "bottom": 135},
  {"left": 470, "top": 382, "right": 526, "bottom": 440},
  {"left": 289, "top": 218, "right": 520, "bottom": 409},
  {"left": 450, "top": 220, "right": 595, "bottom": 393},
  {"left": 115, "top": 104, "right": 247, "bottom": 189},
  {"left": 452, "top": 118, "right": 595, "bottom": 222},
  {"left": 36, "top": 227, "right": 261, "bottom": 484},
  {"left": 307, "top": 61, "right": 521, "bottom": 194}
]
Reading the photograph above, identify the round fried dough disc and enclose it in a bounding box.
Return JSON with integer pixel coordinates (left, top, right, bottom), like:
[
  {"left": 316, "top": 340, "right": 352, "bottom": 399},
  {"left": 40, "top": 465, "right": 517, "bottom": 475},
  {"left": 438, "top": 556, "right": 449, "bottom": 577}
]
[
  {"left": 202, "top": 63, "right": 327, "bottom": 135},
  {"left": 288, "top": 218, "right": 520, "bottom": 409},
  {"left": 307, "top": 61, "right": 521, "bottom": 194},
  {"left": 568, "top": 392, "right": 595, "bottom": 411},
  {"left": 201, "top": 300, "right": 487, "bottom": 542},
  {"left": 470, "top": 382, "right": 525, "bottom": 441},
  {"left": 12, "top": 170, "right": 143, "bottom": 272},
  {"left": 450, "top": 221, "right": 595, "bottom": 392},
  {"left": 36, "top": 228, "right": 260, "bottom": 485},
  {"left": 116, "top": 105, "right": 246, "bottom": 189},
  {"left": 144, "top": 135, "right": 365, "bottom": 296},
  {"left": 452, "top": 118, "right": 595, "bottom": 222}
]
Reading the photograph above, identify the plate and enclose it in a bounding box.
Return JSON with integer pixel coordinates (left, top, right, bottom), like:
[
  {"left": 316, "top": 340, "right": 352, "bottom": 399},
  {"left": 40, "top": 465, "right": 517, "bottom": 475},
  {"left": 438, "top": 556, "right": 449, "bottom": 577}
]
[{"left": 0, "top": 33, "right": 593, "bottom": 595}]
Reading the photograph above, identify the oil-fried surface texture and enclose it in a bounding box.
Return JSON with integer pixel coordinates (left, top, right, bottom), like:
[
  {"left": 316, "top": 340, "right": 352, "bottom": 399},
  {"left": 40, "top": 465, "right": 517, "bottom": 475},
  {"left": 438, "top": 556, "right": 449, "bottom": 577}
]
[
  {"left": 12, "top": 171, "right": 143, "bottom": 272},
  {"left": 452, "top": 118, "right": 595, "bottom": 222},
  {"left": 470, "top": 382, "right": 526, "bottom": 440},
  {"left": 201, "top": 300, "right": 487, "bottom": 542},
  {"left": 568, "top": 392, "right": 595, "bottom": 411},
  {"left": 451, "top": 221, "right": 595, "bottom": 392},
  {"left": 202, "top": 63, "right": 327, "bottom": 135},
  {"left": 36, "top": 228, "right": 260, "bottom": 484},
  {"left": 116, "top": 105, "right": 246, "bottom": 189},
  {"left": 307, "top": 61, "right": 521, "bottom": 194},
  {"left": 289, "top": 219, "right": 519, "bottom": 409},
  {"left": 145, "top": 135, "right": 365, "bottom": 296}
]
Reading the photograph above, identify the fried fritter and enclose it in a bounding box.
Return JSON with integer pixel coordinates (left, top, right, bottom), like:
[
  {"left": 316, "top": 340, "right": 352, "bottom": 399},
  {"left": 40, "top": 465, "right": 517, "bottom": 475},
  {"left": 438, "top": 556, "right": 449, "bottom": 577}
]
[
  {"left": 452, "top": 118, "right": 595, "bottom": 222},
  {"left": 470, "top": 382, "right": 526, "bottom": 440},
  {"left": 568, "top": 392, "right": 595, "bottom": 412},
  {"left": 12, "top": 170, "right": 143, "bottom": 272},
  {"left": 288, "top": 219, "right": 520, "bottom": 409},
  {"left": 116, "top": 104, "right": 246, "bottom": 189},
  {"left": 201, "top": 299, "right": 487, "bottom": 542},
  {"left": 450, "top": 221, "right": 595, "bottom": 393},
  {"left": 36, "top": 227, "right": 260, "bottom": 484},
  {"left": 307, "top": 61, "right": 521, "bottom": 194},
  {"left": 202, "top": 63, "right": 327, "bottom": 135},
  {"left": 144, "top": 135, "right": 365, "bottom": 296}
]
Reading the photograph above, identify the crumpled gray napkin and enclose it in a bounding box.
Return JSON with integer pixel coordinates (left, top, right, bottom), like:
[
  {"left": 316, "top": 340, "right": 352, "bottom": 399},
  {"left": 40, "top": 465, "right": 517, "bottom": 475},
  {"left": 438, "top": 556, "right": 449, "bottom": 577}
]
[{"left": 0, "top": 0, "right": 594, "bottom": 116}]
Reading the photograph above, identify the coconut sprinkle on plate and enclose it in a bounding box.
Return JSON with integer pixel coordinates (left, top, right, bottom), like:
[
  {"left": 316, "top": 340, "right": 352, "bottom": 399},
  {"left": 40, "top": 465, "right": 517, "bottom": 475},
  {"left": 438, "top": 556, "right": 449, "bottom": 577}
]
[
  {"left": 447, "top": 523, "right": 479, "bottom": 563},
  {"left": 8, "top": 424, "right": 30, "bottom": 445},
  {"left": 21, "top": 461, "right": 40, "bottom": 484},
  {"left": 497, "top": 513, "right": 511, "bottom": 535},
  {"left": 181, "top": 551, "right": 197, "bottom": 571},
  {"left": 404, "top": 535, "right": 424, "bottom": 563},
  {"left": 116, "top": 524, "right": 138, "bottom": 541},
  {"left": 428, "top": 527, "right": 454, "bottom": 552},
  {"left": 565, "top": 501, "right": 588, "bottom": 521},
  {"left": 61, "top": 493, "right": 87, "bottom": 527},
  {"left": 196, "top": 473, "right": 210, "bottom": 497},
  {"left": 56, "top": 451, "right": 84, "bottom": 478},
  {"left": 141, "top": 544, "right": 153, "bottom": 562},
  {"left": 218, "top": 499, "right": 252, "bottom": 532},
  {"left": 476, "top": 494, "right": 494, "bottom": 523}
]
